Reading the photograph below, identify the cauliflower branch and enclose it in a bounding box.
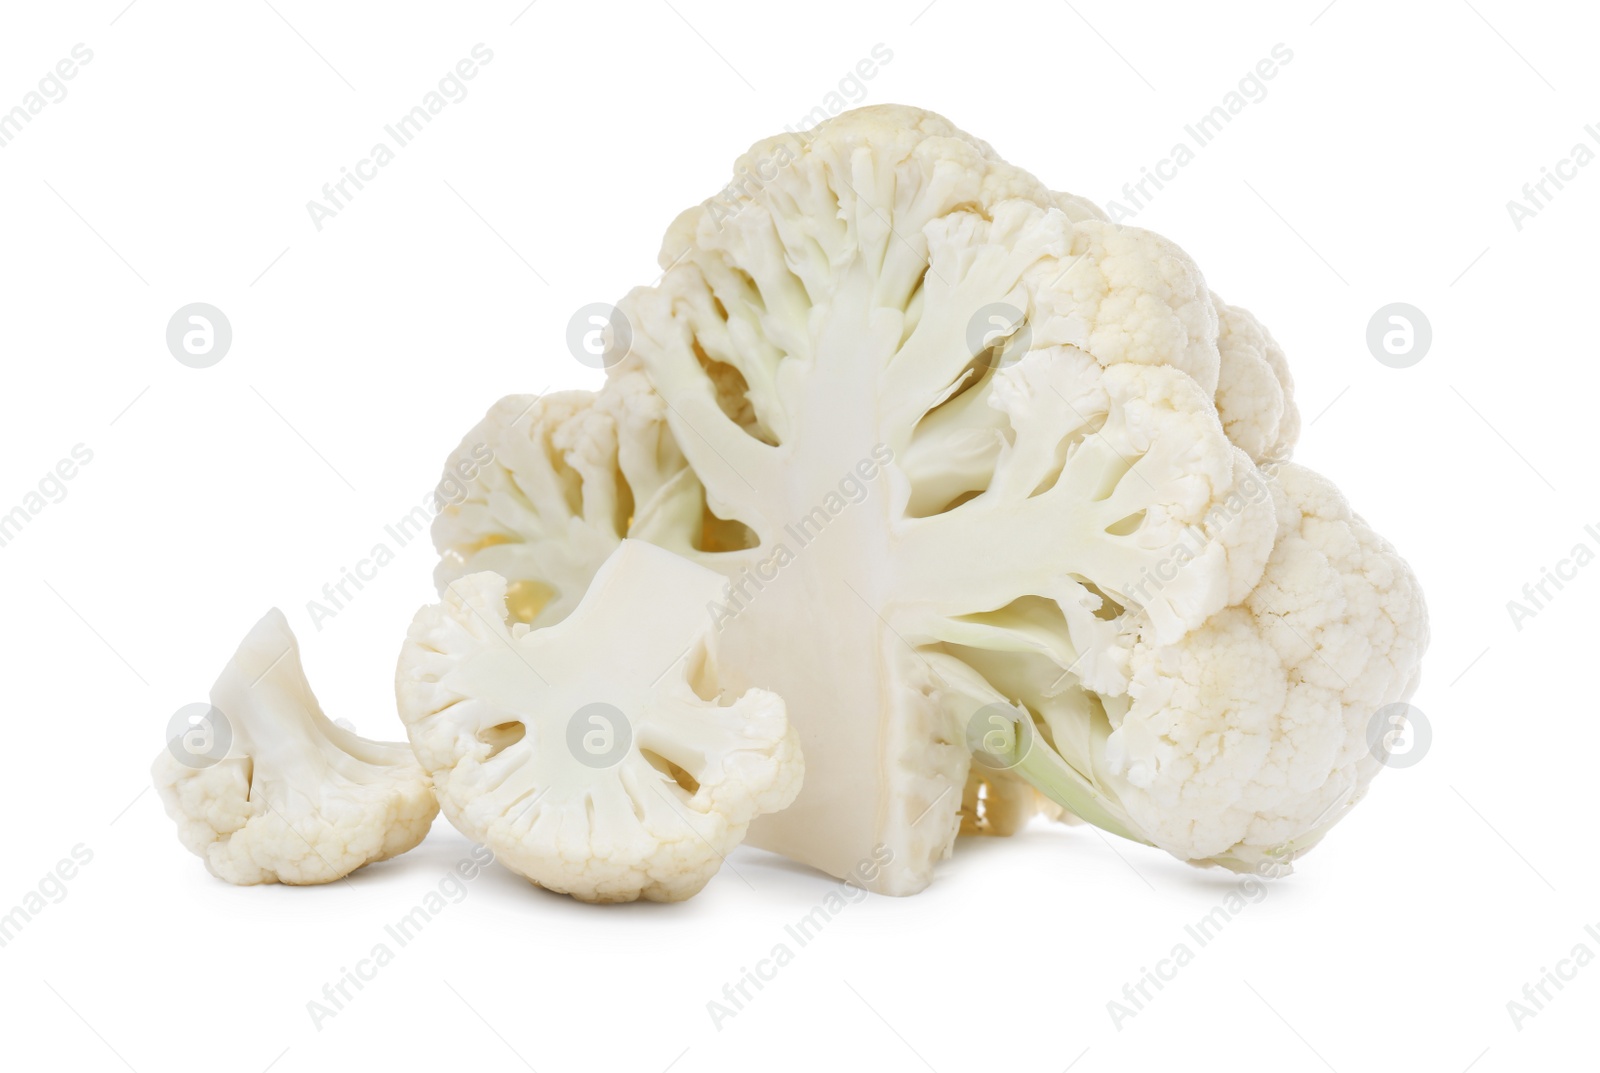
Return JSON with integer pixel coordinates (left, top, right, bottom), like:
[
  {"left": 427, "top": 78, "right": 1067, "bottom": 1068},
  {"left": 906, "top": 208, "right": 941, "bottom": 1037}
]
[
  {"left": 396, "top": 539, "right": 802, "bottom": 903},
  {"left": 152, "top": 609, "right": 438, "bottom": 885}
]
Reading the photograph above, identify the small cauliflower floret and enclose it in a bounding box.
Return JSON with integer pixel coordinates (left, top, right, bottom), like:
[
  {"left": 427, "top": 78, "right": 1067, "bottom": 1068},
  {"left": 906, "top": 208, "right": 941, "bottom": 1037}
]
[
  {"left": 1212, "top": 297, "right": 1300, "bottom": 464},
  {"left": 396, "top": 540, "right": 802, "bottom": 903},
  {"left": 151, "top": 610, "right": 438, "bottom": 885}
]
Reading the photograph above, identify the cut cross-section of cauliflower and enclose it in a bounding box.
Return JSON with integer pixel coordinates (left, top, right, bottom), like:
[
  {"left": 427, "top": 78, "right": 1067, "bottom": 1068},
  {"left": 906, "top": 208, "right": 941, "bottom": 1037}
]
[
  {"left": 426, "top": 105, "right": 1426, "bottom": 893},
  {"left": 152, "top": 609, "right": 438, "bottom": 885},
  {"left": 396, "top": 539, "right": 802, "bottom": 903}
]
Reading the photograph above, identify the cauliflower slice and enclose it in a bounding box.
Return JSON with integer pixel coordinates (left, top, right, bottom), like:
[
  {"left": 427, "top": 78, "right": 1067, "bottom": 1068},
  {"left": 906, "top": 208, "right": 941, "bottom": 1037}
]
[
  {"left": 152, "top": 610, "right": 438, "bottom": 885},
  {"left": 396, "top": 539, "right": 802, "bottom": 903}
]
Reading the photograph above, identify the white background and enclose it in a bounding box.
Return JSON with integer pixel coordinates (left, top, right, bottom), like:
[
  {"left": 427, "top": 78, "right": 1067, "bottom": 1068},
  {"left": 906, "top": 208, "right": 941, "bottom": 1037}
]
[{"left": 0, "top": 0, "right": 1594, "bottom": 1070}]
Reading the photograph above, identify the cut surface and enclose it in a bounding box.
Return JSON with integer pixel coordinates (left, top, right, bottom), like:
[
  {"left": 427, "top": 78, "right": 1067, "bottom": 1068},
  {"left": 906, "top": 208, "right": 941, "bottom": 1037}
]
[
  {"left": 397, "top": 540, "right": 802, "bottom": 903},
  {"left": 429, "top": 105, "right": 1426, "bottom": 892}
]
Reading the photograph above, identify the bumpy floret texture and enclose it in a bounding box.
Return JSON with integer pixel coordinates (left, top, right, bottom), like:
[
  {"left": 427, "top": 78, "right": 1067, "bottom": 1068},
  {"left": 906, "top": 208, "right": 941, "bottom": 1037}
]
[{"left": 152, "top": 610, "right": 437, "bottom": 885}]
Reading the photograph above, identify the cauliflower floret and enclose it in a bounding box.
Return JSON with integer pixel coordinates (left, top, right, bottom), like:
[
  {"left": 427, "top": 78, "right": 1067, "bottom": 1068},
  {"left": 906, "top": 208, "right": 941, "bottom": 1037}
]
[
  {"left": 1037, "top": 217, "right": 1222, "bottom": 391},
  {"left": 431, "top": 382, "right": 703, "bottom": 631},
  {"left": 396, "top": 540, "right": 802, "bottom": 903},
  {"left": 1100, "top": 463, "right": 1427, "bottom": 867},
  {"left": 152, "top": 610, "right": 437, "bottom": 885},
  {"left": 1213, "top": 297, "right": 1300, "bottom": 464}
]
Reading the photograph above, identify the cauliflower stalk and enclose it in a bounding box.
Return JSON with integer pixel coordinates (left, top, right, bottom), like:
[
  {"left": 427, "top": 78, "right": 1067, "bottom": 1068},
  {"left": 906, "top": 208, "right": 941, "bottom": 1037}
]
[
  {"left": 434, "top": 105, "right": 1426, "bottom": 894},
  {"left": 152, "top": 609, "right": 438, "bottom": 885},
  {"left": 397, "top": 539, "right": 802, "bottom": 903}
]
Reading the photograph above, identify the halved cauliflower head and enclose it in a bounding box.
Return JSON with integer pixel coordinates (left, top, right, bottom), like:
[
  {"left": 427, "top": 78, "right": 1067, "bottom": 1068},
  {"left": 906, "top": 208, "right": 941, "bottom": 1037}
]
[
  {"left": 152, "top": 609, "right": 438, "bottom": 885},
  {"left": 429, "top": 105, "right": 1426, "bottom": 892},
  {"left": 396, "top": 539, "right": 802, "bottom": 903}
]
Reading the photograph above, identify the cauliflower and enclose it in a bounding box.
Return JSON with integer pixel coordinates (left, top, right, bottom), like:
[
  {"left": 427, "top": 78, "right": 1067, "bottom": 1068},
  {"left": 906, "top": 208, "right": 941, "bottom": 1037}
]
[
  {"left": 431, "top": 380, "right": 704, "bottom": 628},
  {"left": 431, "top": 105, "right": 1427, "bottom": 893},
  {"left": 152, "top": 609, "right": 438, "bottom": 885},
  {"left": 1212, "top": 296, "right": 1300, "bottom": 465},
  {"left": 396, "top": 539, "right": 803, "bottom": 903}
]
